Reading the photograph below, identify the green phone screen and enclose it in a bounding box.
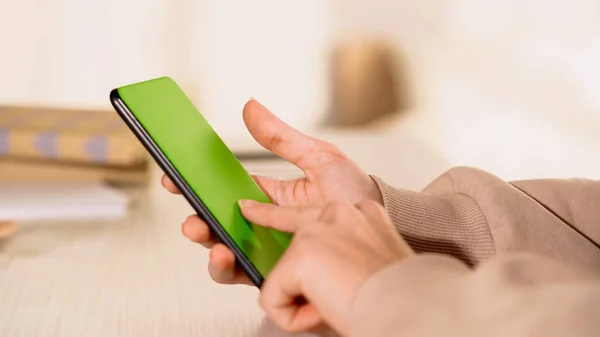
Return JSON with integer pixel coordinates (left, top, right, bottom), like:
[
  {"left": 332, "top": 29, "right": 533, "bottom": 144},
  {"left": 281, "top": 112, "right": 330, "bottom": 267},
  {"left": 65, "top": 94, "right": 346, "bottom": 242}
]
[{"left": 117, "top": 77, "right": 291, "bottom": 279}]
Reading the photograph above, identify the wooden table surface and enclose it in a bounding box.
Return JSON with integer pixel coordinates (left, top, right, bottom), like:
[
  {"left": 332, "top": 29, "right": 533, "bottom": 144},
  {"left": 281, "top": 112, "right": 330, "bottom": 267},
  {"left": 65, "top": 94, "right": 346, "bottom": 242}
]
[
  {"left": 0, "top": 130, "right": 449, "bottom": 337},
  {"left": 0, "top": 160, "right": 319, "bottom": 337}
]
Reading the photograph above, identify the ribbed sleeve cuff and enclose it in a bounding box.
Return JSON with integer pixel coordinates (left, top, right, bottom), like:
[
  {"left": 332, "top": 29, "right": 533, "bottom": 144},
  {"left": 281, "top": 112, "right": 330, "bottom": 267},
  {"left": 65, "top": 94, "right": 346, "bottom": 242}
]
[{"left": 371, "top": 175, "right": 495, "bottom": 265}]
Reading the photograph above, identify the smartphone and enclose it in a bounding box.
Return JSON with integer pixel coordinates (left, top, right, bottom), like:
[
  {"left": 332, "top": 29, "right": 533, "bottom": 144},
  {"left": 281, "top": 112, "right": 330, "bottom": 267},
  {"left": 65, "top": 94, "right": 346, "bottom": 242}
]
[{"left": 109, "top": 77, "right": 292, "bottom": 287}]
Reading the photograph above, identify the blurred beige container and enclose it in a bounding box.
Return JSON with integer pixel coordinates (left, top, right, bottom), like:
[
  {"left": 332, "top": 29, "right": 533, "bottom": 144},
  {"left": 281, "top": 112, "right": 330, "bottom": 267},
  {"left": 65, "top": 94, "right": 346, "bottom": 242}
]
[{"left": 328, "top": 40, "right": 411, "bottom": 126}]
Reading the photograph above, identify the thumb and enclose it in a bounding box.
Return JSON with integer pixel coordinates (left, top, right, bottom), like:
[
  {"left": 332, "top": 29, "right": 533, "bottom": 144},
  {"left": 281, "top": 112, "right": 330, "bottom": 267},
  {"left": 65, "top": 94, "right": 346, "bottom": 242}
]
[{"left": 243, "top": 99, "right": 343, "bottom": 170}]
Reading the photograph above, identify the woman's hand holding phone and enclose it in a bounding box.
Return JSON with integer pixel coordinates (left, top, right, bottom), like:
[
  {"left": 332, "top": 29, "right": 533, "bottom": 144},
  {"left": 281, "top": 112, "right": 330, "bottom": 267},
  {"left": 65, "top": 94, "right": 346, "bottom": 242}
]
[
  {"left": 161, "top": 98, "right": 383, "bottom": 286},
  {"left": 238, "top": 199, "right": 413, "bottom": 335}
]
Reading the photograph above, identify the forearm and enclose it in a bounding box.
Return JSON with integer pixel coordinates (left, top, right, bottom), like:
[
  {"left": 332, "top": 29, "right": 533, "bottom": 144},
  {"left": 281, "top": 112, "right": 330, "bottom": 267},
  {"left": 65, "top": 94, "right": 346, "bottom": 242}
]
[{"left": 349, "top": 253, "right": 600, "bottom": 337}]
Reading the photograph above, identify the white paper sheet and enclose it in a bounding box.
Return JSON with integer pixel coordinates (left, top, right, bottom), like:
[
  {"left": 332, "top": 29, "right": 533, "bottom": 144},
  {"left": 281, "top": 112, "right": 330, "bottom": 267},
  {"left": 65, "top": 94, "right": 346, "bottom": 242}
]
[{"left": 0, "top": 183, "right": 128, "bottom": 221}]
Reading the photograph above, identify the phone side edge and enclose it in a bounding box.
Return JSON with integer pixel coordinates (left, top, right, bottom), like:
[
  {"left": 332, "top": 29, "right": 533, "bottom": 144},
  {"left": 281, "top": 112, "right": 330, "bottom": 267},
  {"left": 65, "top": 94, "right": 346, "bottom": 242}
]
[{"left": 109, "top": 88, "right": 264, "bottom": 288}]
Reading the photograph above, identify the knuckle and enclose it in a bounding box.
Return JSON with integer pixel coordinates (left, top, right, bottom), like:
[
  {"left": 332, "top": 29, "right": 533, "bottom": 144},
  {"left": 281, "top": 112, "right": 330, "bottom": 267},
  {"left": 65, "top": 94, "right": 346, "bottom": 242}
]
[
  {"left": 317, "top": 139, "right": 344, "bottom": 155},
  {"left": 267, "top": 135, "right": 285, "bottom": 152},
  {"left": 263, "top": 204, "right": 279, "bottom": 218},
  {"left": 320, "top": 200, "right": 354, "bottom": 222},
  {"left": 285, "top": 237, "right": 311, "bottom": 270},
  {"left": 292, "top": 237, "right": 310, "bottom": 259},
  {"left": 331, "top": 200, "right": 353, "bottom": 212}
]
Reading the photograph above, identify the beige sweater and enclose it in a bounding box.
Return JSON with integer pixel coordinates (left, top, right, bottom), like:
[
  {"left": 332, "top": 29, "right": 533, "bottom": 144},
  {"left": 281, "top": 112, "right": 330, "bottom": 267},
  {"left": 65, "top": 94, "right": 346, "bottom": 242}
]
[{"left": 350, "top": 167, "right": 600, "bottom": 337}]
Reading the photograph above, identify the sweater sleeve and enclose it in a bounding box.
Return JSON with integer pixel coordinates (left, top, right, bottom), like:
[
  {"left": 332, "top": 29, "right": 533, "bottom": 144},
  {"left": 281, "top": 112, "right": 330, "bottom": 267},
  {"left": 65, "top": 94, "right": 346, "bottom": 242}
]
[
  {"left": 349, "top": 253, "right": 600, "bottom": 337},
  {"left": 371, "top": 167, "right": 600, "bottom": 271},
  {"left": 346, "top": 167, "right": 600, "bottom": 337}
]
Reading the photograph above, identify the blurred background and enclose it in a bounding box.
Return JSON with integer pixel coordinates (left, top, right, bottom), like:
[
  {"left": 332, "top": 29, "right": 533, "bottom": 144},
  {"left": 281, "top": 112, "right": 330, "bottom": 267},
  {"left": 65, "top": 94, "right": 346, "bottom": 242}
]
[
  {"left": 2, "top": 0, "right": 600, "bottom": 182},
  {"left": 1, "top": 1, "right": 600, "bottom": 336}
]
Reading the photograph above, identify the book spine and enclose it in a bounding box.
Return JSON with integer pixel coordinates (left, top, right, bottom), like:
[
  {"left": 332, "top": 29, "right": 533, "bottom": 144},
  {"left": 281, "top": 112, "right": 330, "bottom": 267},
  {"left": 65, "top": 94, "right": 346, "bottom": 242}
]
[
  {"left": 0, "top": 159, "right": 149, "bottom": 185},
  {"left": 0, "top": 129, "right": 145, "bottom": 166}
]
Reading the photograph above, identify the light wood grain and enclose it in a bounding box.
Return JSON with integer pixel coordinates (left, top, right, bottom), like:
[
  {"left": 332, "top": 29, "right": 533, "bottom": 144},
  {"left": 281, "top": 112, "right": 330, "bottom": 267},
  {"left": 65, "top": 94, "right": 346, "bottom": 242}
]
[
  {"left": 0, "top": 164, "right": 314, "bottom": 337},
  {"left": 0, "top": 137, "right": 441, "bottom": 337}
]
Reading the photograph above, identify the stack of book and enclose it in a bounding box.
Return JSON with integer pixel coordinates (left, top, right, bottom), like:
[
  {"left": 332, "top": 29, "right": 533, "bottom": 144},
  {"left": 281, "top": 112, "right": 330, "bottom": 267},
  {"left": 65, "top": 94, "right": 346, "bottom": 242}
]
[{"left": 0, "top": 105, "right": 149, "bottom": 186}]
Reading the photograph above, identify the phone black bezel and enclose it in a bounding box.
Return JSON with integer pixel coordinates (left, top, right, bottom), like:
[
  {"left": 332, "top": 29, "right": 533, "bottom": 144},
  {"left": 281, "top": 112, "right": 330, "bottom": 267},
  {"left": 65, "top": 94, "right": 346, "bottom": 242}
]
[{"left": 110, "top": 89, "right": 264, "bottom": 288}]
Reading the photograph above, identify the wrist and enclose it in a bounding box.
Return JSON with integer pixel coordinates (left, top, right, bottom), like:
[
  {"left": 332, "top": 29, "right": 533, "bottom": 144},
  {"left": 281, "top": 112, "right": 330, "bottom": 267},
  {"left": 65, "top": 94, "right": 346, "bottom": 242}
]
[{"left": 367, "top": 175, "right": 385, "bottom": 205}]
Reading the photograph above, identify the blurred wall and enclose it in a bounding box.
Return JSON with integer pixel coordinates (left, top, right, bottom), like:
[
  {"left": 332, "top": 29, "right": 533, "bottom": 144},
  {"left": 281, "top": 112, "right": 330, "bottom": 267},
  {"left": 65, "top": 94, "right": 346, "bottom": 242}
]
[
  {"left": 331, "top": 0, "right": 600, "bottom": 179},
  {"left": 0, "top": 0, "right": 169, "bottom": 108},
  {"left": 184, "top": 1, "right": 333, "bottom": 139},
  {"left": 1, "top": 0, "right": 599, "bottom": 179},
  {"left": 0, "top": 0, "right": 333, "bottom": 140}
]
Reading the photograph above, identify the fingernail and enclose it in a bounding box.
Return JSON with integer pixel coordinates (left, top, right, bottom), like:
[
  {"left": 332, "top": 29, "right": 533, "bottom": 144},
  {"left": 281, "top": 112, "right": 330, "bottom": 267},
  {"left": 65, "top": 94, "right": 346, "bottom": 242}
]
[
  {"left": 247, "top": 97, "right": 255, "bottom": 102},
  {"left": 238, "top": 199, "right": 259, "bottom": 208}
]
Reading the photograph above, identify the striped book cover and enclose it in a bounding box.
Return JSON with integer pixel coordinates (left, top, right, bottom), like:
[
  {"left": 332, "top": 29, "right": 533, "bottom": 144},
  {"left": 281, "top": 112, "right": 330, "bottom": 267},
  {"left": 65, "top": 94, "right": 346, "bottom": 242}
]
[
  {"left": 0, "top": 159, "right": 149, "bottom": 186},
  {"left": 0, "top": 106, "right": 146, "bottom": 166}
]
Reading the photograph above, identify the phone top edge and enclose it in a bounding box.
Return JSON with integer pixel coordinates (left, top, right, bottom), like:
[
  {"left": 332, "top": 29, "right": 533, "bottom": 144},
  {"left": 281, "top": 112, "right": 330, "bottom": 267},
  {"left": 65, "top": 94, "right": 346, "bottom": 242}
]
[{"left": 109, "top": 88, "right": 120, "bottom": 102}]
